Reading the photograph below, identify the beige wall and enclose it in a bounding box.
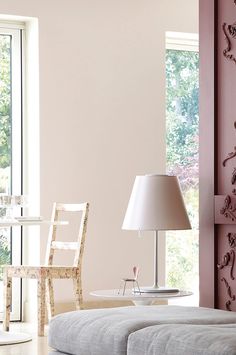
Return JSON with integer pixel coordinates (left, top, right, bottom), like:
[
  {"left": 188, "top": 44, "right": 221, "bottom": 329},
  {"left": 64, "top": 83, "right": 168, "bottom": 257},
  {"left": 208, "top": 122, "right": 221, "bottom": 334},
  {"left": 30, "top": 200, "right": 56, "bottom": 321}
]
[{"left": 0, "top": 0, "right": 198, "bottom": 308}]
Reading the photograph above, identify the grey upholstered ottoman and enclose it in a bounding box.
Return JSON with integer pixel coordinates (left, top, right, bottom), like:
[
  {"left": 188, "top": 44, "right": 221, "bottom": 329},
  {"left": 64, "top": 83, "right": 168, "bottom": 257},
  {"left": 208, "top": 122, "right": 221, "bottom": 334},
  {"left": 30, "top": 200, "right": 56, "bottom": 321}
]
[
  {"left": 128, "top": 323, "right": 236, "bottom": 355},
  {"left": 48, "top": 305, "right": 236, "bottom": 355}
]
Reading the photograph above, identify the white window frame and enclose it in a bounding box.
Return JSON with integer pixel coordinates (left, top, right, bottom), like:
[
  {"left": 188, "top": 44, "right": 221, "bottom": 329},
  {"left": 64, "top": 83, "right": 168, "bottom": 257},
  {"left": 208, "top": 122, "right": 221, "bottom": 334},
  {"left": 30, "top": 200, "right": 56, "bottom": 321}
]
[
  {"left": 166, "top": 32, "right": 199, "bottom": 52},
  {"left": 0, "top": 24, "right": 24, "bottom": 321}
]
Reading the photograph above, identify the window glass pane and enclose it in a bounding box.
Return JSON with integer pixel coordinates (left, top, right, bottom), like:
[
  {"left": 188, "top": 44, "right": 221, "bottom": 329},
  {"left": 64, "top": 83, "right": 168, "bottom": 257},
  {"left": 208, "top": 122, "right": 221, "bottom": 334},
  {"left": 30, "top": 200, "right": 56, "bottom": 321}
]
[
  {"left": 0, "top": 29, "right": 22, "bottom": 320},
  {"left": 0, "top": 34, "right": 11, "bottom": 271},
  {"left": 166, "top": 49, "right": 199, "bottom": 303},
  {"left": 0, "top": 34, "right": 11, "bottom": 193}
]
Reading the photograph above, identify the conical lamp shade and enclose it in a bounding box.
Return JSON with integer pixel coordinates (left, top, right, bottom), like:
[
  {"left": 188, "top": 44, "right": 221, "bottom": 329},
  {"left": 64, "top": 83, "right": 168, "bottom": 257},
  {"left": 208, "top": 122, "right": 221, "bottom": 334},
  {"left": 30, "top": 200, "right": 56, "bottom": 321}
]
[{"left": 122, "top": 174, "right": 191, "bottom": 231}]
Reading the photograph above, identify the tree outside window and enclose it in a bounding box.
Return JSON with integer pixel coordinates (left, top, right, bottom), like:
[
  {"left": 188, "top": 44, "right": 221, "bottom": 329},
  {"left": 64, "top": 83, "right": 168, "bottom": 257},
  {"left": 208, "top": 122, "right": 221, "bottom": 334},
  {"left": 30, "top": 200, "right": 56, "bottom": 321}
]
[
  {"left": 0, "top": 35, "right": 12, "bottom": 267},
  {"left": 166, "top": 49, "right": 199, "bottom": 294}
]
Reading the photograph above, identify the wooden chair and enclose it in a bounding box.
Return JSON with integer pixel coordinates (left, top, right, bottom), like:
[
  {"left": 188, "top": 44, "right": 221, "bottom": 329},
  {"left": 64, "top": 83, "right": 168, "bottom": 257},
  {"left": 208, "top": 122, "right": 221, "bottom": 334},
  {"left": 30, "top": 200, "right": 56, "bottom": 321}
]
[{"left": 2, "top": 202, "right": 89, "bottom": 336}]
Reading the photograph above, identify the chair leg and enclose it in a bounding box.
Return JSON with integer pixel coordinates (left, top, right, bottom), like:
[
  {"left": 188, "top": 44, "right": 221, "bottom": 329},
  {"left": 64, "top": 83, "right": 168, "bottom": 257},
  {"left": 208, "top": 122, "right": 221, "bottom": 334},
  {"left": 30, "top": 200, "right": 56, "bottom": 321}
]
[
  {"left": 3, "top": 270, "right": 12, "bottom": 331},
  {"left": 46, "top": 278, "right": 55, "bottom": 321},
  {"left": 37, "top": 277, "right": 46, "bottom": 336},
  {"left": 123, "top": 281, "right": 127, "bottom": 295},
  {"left": 135, "top": 280, "right": 141, "bottom": 295},
  {"left": 73, "top": 276, "right": 83, "bottom": 310}
]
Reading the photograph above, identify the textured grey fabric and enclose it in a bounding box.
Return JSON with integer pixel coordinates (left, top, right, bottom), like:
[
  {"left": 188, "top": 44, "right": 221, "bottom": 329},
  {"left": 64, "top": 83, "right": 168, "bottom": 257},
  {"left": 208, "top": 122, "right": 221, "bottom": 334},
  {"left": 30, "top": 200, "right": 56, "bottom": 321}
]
[
  {"left": 128, "top": 324, "right": 236, "bottom": 355},
  {"left": 48, "top": 306, "right": 236, "bottom": 355}
]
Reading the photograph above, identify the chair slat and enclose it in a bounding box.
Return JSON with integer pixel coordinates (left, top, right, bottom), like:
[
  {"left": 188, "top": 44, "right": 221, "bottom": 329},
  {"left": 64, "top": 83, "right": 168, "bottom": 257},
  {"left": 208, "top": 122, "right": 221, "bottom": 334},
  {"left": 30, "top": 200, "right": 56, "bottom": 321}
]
[
  {"left": 55, "top": 203, "right": 87, "bottom": 212},
  {"left": 51, "top": 241, "right": 79, "bottom": 250}
]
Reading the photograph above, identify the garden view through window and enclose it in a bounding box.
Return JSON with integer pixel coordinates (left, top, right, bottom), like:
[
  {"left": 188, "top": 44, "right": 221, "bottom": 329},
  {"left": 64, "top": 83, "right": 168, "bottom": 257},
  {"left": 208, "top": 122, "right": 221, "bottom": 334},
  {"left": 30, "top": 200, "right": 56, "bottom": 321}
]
[
  {"left": 0, "top": 27, "right": 23, "bottom": 320},
  {"left": 0, "top": 34, "right": 11, "bottom": 268},
  {"left": 166, "top": 46, "right": 199, "bottom": 301}
]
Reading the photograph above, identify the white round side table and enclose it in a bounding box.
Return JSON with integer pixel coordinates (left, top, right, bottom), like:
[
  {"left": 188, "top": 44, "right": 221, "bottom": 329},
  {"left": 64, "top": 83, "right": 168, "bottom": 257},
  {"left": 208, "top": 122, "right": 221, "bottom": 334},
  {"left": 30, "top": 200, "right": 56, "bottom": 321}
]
[{"left": 90, "top": 289, "right": 193, "bottom": 306}]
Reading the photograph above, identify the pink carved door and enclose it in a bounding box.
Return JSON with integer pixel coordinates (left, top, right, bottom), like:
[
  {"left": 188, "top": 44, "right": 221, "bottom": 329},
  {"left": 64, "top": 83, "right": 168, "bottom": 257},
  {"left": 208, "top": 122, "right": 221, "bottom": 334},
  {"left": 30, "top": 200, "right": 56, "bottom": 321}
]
[{"left": 200, "top": 0, "right": 236, "bottom": 310}]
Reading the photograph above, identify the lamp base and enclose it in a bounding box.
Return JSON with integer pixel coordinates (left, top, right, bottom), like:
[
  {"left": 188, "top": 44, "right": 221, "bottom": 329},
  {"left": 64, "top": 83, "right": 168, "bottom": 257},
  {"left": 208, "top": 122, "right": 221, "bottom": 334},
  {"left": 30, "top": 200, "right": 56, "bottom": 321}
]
[{"left": 134, "top": 286, "right": 179, "bottom": 293}]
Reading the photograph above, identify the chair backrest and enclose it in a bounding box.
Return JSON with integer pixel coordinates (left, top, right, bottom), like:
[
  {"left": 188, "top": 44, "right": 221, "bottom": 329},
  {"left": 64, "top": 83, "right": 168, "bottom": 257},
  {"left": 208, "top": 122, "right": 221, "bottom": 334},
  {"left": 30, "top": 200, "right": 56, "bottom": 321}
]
[
  {"left": 133, "top": 266, "right": 139, "bottom": 280},
  {"left": 45, "top": 202, "right": 89, "bottom": 267}
]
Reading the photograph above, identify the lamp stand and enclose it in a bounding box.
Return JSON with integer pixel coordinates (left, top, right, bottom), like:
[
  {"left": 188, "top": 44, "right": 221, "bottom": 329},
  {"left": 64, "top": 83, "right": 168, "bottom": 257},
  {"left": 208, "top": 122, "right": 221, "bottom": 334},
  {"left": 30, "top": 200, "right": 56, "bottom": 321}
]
[{"left": 136, "top": 231, "right": 179, "bottom": 293}]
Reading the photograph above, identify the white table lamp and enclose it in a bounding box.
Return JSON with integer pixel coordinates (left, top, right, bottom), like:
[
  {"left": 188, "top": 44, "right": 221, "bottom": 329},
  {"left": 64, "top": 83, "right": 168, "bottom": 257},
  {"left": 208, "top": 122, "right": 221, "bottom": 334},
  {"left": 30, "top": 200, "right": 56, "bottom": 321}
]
[{"left": 122, "top": 174, "right": 191, "bottom": 293}]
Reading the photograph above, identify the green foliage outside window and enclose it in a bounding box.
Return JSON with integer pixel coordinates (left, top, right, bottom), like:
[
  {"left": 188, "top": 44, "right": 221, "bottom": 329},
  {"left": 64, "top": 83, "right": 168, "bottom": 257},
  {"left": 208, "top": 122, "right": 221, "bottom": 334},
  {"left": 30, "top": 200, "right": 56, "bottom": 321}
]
[
  {"left": 166, "top": 49, "right": 199, "bottom": 291},
  {"left": 0, "top": 35, "right": 11, "bottom": 169},
  {"left": 0, "top": 35, "right": 12, "bottom": 270}
]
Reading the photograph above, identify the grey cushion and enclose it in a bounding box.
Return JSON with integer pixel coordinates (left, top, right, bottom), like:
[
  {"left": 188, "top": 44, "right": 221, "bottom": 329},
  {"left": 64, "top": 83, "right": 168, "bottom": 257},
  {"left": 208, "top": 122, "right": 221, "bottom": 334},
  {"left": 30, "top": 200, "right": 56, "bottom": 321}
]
[
  {"left": 48, "top": 306, "right": 236, "bottom": 355},
  {"left": 128, "top": 324, "right": 236, "bottom": 355}
]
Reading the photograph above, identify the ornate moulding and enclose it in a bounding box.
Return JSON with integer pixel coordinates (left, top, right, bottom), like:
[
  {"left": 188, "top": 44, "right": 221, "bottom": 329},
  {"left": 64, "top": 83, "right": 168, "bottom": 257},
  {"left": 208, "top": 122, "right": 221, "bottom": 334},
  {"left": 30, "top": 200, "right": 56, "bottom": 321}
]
[
  {"left": 217, "top": 237, "right": 236, "bottom": 311},
  {"left": 222, "top": 147, "right": 236, "bottom": 167},
  {"left": 222, "top": 0, "right": 236, "bottom": 66},
  {"left": 215, "top": 195, "right": 236, "bottom": 223},
  {"left": 217, "top": 250, "right": 235, "bottom": 280},
  {"left": 227, "top": 233, "right": 236, "bottom": 248},
  {"left": 222, "top": 22, "right": 236, "bottom": 65},
  {"left": 221, "top": 277, "right": 235, "bottom": 311}
]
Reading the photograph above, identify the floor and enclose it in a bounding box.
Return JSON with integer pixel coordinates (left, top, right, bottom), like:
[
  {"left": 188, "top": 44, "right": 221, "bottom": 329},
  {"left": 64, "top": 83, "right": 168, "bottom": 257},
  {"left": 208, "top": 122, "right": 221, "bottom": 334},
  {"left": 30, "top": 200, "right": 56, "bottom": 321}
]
[{"left": 0, "top": 323, "right": 52, "bottom": 355}]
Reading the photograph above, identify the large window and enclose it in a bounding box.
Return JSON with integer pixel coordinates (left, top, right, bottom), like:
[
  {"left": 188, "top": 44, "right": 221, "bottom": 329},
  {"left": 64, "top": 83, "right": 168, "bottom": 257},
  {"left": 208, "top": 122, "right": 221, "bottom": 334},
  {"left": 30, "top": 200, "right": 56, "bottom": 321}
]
[
  {"left": 166, "top": 33, "right": 199, "bottom": 304},
  {"left": 0, "top": 24, "right": 24, "bottom": 320}
]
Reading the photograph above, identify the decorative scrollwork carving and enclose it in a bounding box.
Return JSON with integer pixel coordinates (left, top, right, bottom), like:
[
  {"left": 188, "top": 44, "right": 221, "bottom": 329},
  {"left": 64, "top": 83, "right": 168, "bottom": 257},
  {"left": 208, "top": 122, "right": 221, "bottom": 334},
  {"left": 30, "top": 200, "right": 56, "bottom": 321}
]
[
  {"left": 223, "top": 23, "right": 236, "bottom": 65},
  {"left": 227, "top": 233, "right": 236, "bottom": 248},
  {"left": 221, "top": 277, "right": 235, "bottom": 300},
  {"left": 221, "top": 277, "right": 235, "bottom": 311},
  {"left": 232, "top": 168, "right": 236, "bottom": 184},
  {"left": 226, "top": 300, "right": 232, "bottom": 311},
  {"left": 229, "top": 22, "right": 236, "bottom": 38},
  {"left": 223, "top": 147, "right": 236, "bottom": 167},
  {"left": 217, "top": 250, "right": 235, "bottom": 280},
  {"left": 223, "top": 124, "right": 236, "bottom": 170},
  {"left": 217, "top": 252, "right": 230, "bottom": 269},
  {"left": 231, "top": 250, "right": 235, "bottom": 280},
  {"left": 220, "top": 195, "right": 236, "bottom": 221}
]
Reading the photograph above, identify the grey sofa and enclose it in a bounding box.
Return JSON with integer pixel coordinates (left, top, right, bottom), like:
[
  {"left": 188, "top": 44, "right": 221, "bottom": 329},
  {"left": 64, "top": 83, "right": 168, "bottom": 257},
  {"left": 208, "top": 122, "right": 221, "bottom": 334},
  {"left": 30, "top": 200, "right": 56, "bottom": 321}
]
[{"left": 48, "top": 305, "right": 236, "bottom": 355}]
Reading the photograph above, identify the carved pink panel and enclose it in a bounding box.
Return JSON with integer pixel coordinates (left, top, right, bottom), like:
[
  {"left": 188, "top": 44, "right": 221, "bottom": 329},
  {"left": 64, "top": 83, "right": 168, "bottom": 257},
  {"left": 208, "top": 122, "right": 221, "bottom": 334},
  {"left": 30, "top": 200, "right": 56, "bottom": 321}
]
[
  {"left": 217, "top": 0, "right": 236, "bottom": 196},
  {"left": 200, "top": 0, "right": 236, "bottom": 311},
  {"left": 216, "top": 0, "right": 236, "bottom": 312}
]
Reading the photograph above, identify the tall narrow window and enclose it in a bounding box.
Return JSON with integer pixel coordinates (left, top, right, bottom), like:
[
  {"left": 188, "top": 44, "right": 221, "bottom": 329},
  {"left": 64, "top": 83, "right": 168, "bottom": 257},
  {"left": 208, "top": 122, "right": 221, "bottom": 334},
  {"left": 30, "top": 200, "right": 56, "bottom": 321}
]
[
  {"left": 166, "top": 32, "right": 199, "bottom": 304},
  {"left": 0, "top": 24, "right": 23, "bottom": 320}
]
